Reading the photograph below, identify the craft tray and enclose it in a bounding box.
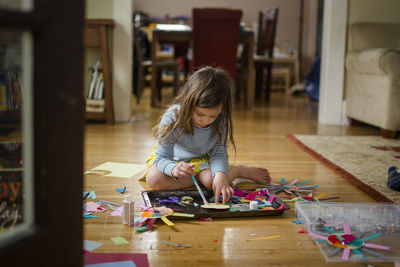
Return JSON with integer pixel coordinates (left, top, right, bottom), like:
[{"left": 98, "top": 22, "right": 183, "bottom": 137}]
[
  {"left": 295, "top": 202, "right": 400, "bottom": 262},
  {"left": 141, "top": 189, "right": 290, "bottom": 219}
]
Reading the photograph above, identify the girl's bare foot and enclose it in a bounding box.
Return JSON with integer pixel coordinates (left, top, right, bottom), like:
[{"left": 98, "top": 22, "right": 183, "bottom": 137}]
[{"left": 241, "top": 165, "right": 271, "bottom": 183}]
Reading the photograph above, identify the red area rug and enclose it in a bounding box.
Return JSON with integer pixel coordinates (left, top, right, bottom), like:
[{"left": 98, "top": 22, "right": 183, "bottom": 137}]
[{"left": 287, "top": 134, "right": 400, "bottom": 204}]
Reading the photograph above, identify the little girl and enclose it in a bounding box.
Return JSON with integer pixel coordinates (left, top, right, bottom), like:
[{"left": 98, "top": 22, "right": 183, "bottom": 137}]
[{"left": 144, "top": 66, "right": 271, "bottom": 204}]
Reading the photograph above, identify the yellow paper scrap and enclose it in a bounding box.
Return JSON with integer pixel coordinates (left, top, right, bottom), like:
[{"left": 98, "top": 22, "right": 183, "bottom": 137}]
[
  {"left": 110, "top": 236, "right": 130, "bottom": 245},
  {"left": 246, "top": 235, "right": 281, "bottom": 241},
  {"left": 161, "top": 216, "right": 175, "bottom": 226},
  {"left": 85, "top": 162, "right": 145, "bottom": 178},
  {"left": 315, "top": 192, "right": 329, "bottom": 200}
]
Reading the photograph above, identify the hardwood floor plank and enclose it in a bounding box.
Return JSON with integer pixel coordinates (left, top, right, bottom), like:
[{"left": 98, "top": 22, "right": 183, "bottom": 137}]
[{"left": 84, "top": 89, "right": 391, "bottom": 266}]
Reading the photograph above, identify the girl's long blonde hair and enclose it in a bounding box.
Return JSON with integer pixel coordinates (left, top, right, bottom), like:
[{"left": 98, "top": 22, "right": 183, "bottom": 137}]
[{"left": 153, "top": 66, "right": 236, "bottom": 154}]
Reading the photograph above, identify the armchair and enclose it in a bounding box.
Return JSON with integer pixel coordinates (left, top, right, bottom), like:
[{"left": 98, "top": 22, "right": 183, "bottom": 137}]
[{"left": 345, "top": 22, "right": 400, "bottom": 138}]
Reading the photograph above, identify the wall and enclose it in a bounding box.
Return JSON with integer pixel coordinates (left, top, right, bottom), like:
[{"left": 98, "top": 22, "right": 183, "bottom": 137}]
[
  {"left": 318, "top": 0, "right": 400, "bottom": 126},
  {"left": 348, "top": 0, "right": 400, "bottom": 24},
  {"left": 86, "top": 0, "right": 133, "bottom": 123},
  {"left": 134, "top": 0, "right": 318, "bottom": 77}
]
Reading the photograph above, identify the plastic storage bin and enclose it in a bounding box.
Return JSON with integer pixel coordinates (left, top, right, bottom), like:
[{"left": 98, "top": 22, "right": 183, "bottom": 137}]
[{"left": 295, "top": 202, "right": 400, "bottom": 262}]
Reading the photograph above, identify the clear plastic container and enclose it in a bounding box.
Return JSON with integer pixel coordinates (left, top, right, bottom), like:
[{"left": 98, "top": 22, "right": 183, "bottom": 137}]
[{"left": 295, "top": 202, "right": 400, "bottom": 262}]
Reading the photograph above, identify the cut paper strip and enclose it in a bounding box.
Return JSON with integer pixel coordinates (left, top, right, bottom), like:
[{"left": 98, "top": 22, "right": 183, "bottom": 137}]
[
  {"left": 161, "top": 241, "right": 191, "bottom": 248},
  {"left": 85, "top": 162, "right": 146, "bottom": 178},
  {"left": 98, "top": 200, "right": 122, "bottom": 207},
  {"left": 85, "top": 260, "right": 136, "bottom": 267},
  {"left": 111, "top": 237, "right": 130, "bottom": 245},
  {"left": 314, "top": 192, "right": 329, "bottom": 199},
  {"left": 309, "top": 232, "right": 328, "bottom": 240},
  {"left": 246, "top": 235, "right": 280, "bottom": 241},
  {"left": 105, "top": 203, "right": 115, "bottom": 210},
  {"left": 84, "top": 240, "right": 104, "bottom": 252},
  {"left": 171, "top": 213, "right": 195, "bottom": 217},
  {"left": 84, "top": 215, "right": 99, "bottom": 219},
  {"left": 291, "top": 219, "right": 303, "bottom": 224},
  {"left": 160, "top": 216, "right": 174, "bottom": 226},
  {"left": 342, "top": 248, "right": 351, "bottom": 260},
  {"left": 364, "top": 243, "right": 390, "bottom": 250},
  {"left": 343, "top": 223, "right": 351, "bottom": 235}
]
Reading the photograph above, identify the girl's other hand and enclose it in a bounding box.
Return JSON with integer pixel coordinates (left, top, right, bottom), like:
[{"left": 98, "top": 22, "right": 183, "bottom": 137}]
[
  {"left": 172, "top": 162, "right": 195, "bottom": 180},
  {"left": 212, "top": 172, "right": 234, "bottom": 204}
]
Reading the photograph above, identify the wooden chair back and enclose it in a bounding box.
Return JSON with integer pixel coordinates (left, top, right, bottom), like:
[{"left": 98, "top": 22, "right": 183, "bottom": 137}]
[
  {"left": 192, "top": 8, "right": 242, "bottom": 79},
  {"left": 256, "top": 8, "right": 279, "bottom": 58}
]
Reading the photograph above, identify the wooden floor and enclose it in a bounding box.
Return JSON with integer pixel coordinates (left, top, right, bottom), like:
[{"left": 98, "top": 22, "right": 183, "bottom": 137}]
[{"left": 84, "top": 88, "right": 392, "bottom": 266}]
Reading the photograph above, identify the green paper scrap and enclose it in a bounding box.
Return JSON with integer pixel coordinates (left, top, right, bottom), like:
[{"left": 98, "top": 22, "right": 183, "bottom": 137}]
[
  {"left": 171, "top": 213, "right": 195, "bottom": 217},
  {"left": 111, "top": 236, "right": 130, "bottom": 245},
  {"left": 85, "top": 162, "right": 145, "bottom": 178},
  {"left": 230, "top": 207, "right": 240, "bottom": 212},
  {"left": 135, "top": 226, "right": 148, "bottom": 232}
]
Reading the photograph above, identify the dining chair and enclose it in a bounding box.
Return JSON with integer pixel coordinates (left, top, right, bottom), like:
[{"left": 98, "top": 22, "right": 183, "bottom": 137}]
[
  {"left": 133, "top": 26, "right": 180, "bottom": 104},
  {"left": 192, "top": 8, "right": 242, "bottom": 80},
  {"left": 254, "top": 8, "right": 279, "bottom": 101}
]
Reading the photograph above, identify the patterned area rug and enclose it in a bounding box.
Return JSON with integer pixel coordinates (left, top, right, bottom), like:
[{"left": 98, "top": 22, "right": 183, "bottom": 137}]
[{"left": 287, "top": 134, "right": 400, "bottom": 205}]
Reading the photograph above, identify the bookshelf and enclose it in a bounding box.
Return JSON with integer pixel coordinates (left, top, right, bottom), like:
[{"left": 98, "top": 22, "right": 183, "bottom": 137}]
[
  {"left": 84, "top": 19, "right": 115, "bottom": 124},
  {"left": 0, "top": 31, "right": 23, "bottom": 124}
]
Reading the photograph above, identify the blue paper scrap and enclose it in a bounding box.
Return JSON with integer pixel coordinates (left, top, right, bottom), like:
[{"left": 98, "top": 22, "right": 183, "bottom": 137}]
[
  {"left": 291, "top": 219, "right": 303, "bottom": 224},
  {"left": 84, "top": 191, "right": 97, "bottom": 200},
  {"left": 116, "top": 186, "right": 127, "bottom": 194},
  {"left": 84, "top": 240, "right": 104, "bottom": 252}
]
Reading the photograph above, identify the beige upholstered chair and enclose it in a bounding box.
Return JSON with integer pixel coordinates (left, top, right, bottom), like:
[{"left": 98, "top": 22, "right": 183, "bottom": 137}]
[{"left": 345, "top": 22, "right": 400, "bottom": 138}]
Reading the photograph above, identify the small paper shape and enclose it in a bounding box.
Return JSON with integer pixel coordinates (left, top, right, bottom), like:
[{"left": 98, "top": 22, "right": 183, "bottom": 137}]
[
  {"left": 116, "top": 186, "right": 127, "bottom": 194},
  {"left": 85, "top": 162, "right": 145, "bottom": 178},
  {"left": 86, "top": 202, "right": 100, "bottom": 212},
  {"left": 84, "top": 240, "right": 104, "bottom": 252},
  {"left": 111, "top": 237, "right": 130, "bottom": 245},
  {"left": 111, "top": 206, "right": 124, "bottom": 216},
  {"left": 84, "top": 191, "right": 97, "bottom": 200},
  {"left": 85, "top": 260, "right": 136, "bottom": 267},
  {"left": 298, "top": 227, "right": 306, "bottom": 233}
]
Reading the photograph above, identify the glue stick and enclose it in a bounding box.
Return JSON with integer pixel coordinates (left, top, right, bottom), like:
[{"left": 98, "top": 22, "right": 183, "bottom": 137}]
[
  {"left": 249, "top": 200, "right": 258, "bottom": 210},
  {"left": 123, "top": 193, "right": 134, "bottom": 226}
]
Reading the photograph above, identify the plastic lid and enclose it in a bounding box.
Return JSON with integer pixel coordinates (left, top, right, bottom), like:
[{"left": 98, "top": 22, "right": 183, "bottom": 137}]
[{"left": 123, "top": 193, "right": 133, "bottom": 202}]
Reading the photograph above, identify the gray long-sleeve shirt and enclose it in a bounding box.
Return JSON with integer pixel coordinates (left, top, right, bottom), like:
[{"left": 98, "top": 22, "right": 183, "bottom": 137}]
[{"left": 155, "top": 104, "right": 228, "bottom": 178}]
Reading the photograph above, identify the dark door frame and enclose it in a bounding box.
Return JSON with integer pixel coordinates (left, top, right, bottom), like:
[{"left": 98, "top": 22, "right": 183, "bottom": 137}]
[{"left": 0, "top": 1, "right": 84, "bottom": 266}]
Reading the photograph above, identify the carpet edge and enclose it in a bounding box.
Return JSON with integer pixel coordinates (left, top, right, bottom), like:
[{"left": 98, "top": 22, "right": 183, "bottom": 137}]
[{"left": 285, "top": 134, "right": 393, "bottom": 203}]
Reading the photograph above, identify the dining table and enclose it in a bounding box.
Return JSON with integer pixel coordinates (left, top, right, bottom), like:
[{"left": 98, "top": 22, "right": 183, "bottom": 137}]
[{"left": 150, "top": 23, "right": 255, "bottom": 109}]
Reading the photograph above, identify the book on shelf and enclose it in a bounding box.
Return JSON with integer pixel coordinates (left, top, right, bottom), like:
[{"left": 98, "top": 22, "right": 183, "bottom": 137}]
[
  {"left": 0, "top": 70, "right": 22, "bottom": 112},
  {"left": 95, "top": 73, "right": 104, "bottom": 99},
  {"left": 87, "top": 61, "right": 105, "bottom": 100},
  {"left": 86, "top": 98, "right": 105, "bottom": 113}
]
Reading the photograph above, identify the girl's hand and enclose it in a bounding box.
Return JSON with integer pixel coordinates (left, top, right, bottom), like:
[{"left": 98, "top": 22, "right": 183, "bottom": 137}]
[
  {"left": 171, "top": 162, "right": 195, "bottom": 180},
  {"left": 212, "top": 172, "right": 234, "bottom": 204}
]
